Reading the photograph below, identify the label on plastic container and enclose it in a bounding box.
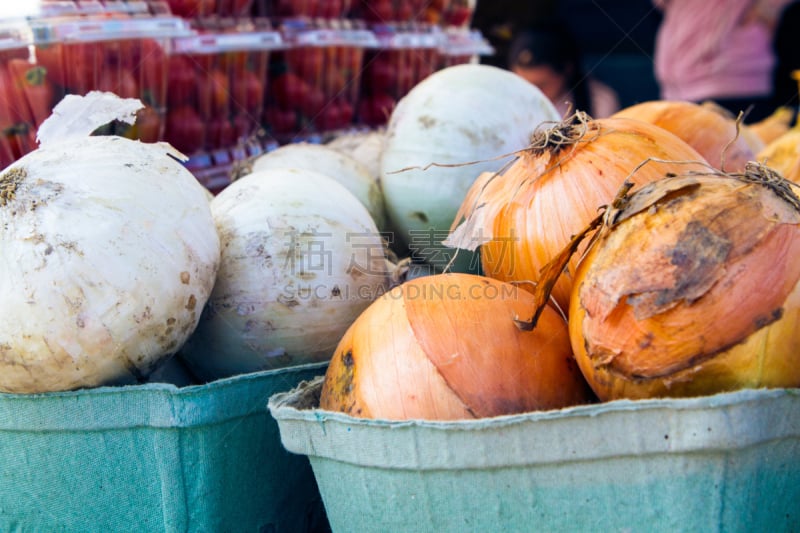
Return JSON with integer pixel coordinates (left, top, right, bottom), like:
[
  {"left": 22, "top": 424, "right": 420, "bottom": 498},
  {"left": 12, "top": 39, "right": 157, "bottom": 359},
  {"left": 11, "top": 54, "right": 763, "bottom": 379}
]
[{"left": 172, "top": 31, "right": 285, "bottom": 54}]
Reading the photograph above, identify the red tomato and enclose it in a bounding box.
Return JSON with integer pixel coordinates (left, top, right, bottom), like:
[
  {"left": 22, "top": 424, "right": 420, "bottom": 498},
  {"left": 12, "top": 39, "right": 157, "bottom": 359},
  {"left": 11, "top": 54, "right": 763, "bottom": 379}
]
[
  {"left": 98, "top": 68, "right": 140, "bottom": 100},
  {"left": 166, "top": 0, "right": 215, "bottom": 17},
  {"left": 363, "top": 0, "right": 394, "bottom": 21},
  {"left": 197, "top": 69, "right": 230, "bottom": 119},
  {"left": 7, "top": 58, "right": 55, "bottom": 127},
  {"left": 300, "top": 86, "right": 326, "bottom": 118},
  {"left": 263, "top": 106, "right": 297, "bottom": 135},
  {"left": 136, "top": 39, "right": 169, "bottom": 108},
  {"left": 367, "top": 58, "right": 396, "bottom": 92},
  {"left": 358, "top": 92, "right": 395, "bottom": 127},
  {"left": 231, "top": 70, "right": 264, "bottom": 117},
  {"left": 164, "top": 106, "right": 205, "bottom": 155},
  {"left": 206, "top": 117, "right": 236, "bottom": 150},
  {"left": 33, "top": 43, "right": 67, "bottom": 88},
  {"left": 271, "top": 72, "right": 309, "bottom": 110},
  {"left": 445, "top": 5, "right": 473, "bottom": 26},
  {"left": 62, "top": 43, "right": 101, "bottom": 95},
  {"left": 167, "top": 56, "right": 197, "bottom": 108},
  {"left": 0, "top": 66, "right": 26, "bottom": 131}
]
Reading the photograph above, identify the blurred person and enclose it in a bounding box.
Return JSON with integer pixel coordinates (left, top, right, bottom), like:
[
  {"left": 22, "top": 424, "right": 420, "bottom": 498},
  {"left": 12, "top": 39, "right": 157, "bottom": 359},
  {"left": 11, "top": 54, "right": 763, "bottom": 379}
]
[
  {"left": 653, "top": 0, "right": 793, "bottom": 122},
  {"left": 507, "top": 23, "right": 621, "bottom": 118}
]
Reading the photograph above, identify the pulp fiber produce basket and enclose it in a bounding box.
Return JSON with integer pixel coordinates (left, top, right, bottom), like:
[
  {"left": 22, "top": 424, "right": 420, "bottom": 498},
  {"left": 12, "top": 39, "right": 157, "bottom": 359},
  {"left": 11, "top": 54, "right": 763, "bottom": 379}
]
[
  {"left": 0, "top": 362, "right": 329, "bottom": 532},
  {"left": 269, "top": 377, "right": 800, "bottom": 533}
]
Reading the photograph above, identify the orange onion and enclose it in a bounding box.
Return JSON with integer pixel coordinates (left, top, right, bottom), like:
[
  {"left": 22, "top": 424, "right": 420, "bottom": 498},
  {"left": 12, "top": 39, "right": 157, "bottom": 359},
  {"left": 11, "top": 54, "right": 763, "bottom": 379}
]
[
  {"left": 612, "top": 100, "right": 755, "bottom": 172},
  {"left": 446, "top": 112, "right": 709, "bottom": 312},
  {"left": 748, "top": 106, "right": 794, "bottom": 146},
  {"left": 319, "top": 273, "right": 594, "bottom": 420},
  {"left": 757, "top": 124, "right": 800, "bottom": 183},
  {"left": 569, "top": 164, "right": 800, "bottom": 401}
]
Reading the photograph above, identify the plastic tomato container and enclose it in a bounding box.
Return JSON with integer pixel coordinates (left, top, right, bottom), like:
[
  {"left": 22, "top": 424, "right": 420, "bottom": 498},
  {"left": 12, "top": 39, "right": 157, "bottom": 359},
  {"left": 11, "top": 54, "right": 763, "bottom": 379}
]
[
  {"left": 166, "top": 22, "right": 283, "bottom": 192},
  {"left": 271, "top": 378, "right": 800, "bottom": 533},
  {"left": 27, "top": 7, "right": 192, "bottom": 144},
  {"left": 250, "top": 0, "right": 354, "bottom": 19},
  {"left": 264, "top": 20, "right": 376, "bottom": 142},
  {"left": 0, "top": 22, "right": 38, "bottom": 170},
  {"left": 358, "top": 23, "right": 441, "bottom": 127}
]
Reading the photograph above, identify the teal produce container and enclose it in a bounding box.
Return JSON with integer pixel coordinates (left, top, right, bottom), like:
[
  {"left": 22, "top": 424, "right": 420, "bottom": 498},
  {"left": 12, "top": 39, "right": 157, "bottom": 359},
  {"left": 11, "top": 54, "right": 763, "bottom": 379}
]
[
  {"left": 0, "top": 362, "right": 329, "bottom": 532},
  {"left": 269, "top": 377, "right": 800, "bottom": 533}
]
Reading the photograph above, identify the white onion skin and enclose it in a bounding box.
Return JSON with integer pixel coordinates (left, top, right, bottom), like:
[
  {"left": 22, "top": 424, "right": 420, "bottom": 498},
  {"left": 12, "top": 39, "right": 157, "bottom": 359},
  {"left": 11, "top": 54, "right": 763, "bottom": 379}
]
[
  {"left": 380, "top": 64, "right": 560, "bottom": 270},
  {"left": 0, "top": 136, "right": 220, "bottom": 393},
  {"left": 252, "top": 142, "right": 387, "bottom": 231},
  {"left": 180, "top": 168, "right": 391, "bottom": 380}
]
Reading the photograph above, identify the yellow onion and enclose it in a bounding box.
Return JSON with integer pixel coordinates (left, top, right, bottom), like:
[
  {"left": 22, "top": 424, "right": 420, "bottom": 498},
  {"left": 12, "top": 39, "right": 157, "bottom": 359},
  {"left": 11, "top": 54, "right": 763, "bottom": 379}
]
[
  {"left": 320, "top": 273, "right": 593, "bottom": 420},
  {"left": 569, "top": 164, "right": 800, "bottom": 401},
  {"left": 446, "top": 113, "right": 709, "bottom": 312},
  {"left": 748, "top": 106, "right": 794, "bottom": 146},
  {"left": 613, "top": 100, "right": 755, "bottom": 172},
  {"left": 757, "top": 124, "right": 800, "bottom": 183}
]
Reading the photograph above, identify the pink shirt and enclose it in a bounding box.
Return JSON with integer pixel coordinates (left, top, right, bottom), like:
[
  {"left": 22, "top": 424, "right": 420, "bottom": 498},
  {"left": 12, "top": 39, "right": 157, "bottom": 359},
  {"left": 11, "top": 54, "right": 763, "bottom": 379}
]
[{"left": 653, "top": 0, "right": 792, "bottom": 101}]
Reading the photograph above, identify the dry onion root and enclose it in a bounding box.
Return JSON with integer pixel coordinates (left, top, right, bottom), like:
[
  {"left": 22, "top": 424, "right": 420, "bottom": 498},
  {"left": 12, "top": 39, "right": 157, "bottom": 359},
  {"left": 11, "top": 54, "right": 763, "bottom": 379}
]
[
  {"left": 447, "top": 112, "right": 710, "bottom": 312},
  {"left": 320, "top": 273, "right": 594, "bottom": 420},
  {"left": 569, "top": 162, "right": 800, "bottom": 401}
]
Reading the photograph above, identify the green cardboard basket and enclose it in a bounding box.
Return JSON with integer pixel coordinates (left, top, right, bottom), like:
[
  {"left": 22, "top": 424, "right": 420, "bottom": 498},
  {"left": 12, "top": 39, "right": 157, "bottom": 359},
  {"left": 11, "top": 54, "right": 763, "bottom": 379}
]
[
  {"left": 269, "top": 378, "right": 800, "bottom": 533},
  {"left": 0, "top": 362, "right": 329, "bottom": 532}
]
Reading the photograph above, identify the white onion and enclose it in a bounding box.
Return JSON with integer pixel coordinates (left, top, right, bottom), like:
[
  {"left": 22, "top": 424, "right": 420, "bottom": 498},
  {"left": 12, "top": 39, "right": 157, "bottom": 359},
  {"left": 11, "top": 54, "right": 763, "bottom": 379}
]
[
  {"left": 380, "top": 64, "right": 561, "bottom": 271},
  {"left": 251, "top": 142, "right": 387, "bottom": 231},
  {"left": 180, "top": 167, "right": 391, "bottom": 380},
  {"left": 327, "top": 129, "right": 386, "bottom": 185},
  {"left": 0, "top": 97, "right": 220, "bottom": 393}
]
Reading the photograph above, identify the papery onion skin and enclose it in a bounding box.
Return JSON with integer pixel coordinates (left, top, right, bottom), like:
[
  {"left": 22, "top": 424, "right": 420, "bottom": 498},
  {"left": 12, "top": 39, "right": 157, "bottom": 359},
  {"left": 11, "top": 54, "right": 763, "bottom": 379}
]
[
  {"left": 613, "top": 100, "right": 755, "bottom": 172},
  {"left": 0, "top": 136, "right": 220, "bottom": 393},
  {"left": 180, "top": 168, "right": 391, "bottom": 381},
  {"left": 453, "top": 115, "right": 710, "bottom": 312},
  {"left": 320, "top": 273, "right": 594, "bottom": 421},
  {"left": 569, "top": 173, "right": 800, "bottom": 401},
  {"left": 757, "top": 126, "right": 800, "bottom": 183}
]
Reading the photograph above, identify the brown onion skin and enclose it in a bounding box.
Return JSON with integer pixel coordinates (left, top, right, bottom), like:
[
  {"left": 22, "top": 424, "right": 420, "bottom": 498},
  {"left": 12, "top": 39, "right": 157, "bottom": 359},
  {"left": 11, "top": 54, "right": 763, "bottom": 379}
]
[
  {"left": 463, "top": 116, "right": 709, "bottom": 312},
  {"left": 320, "top": 273, "right": 594, "bottom": 420},
  {"left": 569, "top": 175, "right": 800, "bottom": 401},
  {"left": 613, "top": 100, "right": 755, "bottom": 173}
]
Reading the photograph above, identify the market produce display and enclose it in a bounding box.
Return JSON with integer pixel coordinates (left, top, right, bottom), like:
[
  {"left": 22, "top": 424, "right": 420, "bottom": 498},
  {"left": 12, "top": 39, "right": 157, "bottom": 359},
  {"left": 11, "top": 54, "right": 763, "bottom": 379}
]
[{"left": 1, "top": 1, "right": 799, "bottom": 530}]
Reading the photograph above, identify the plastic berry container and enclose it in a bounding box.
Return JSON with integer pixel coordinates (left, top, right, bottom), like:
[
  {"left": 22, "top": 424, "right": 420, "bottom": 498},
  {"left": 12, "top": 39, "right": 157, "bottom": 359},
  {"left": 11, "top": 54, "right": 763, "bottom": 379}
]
[
  {"left": 28, "top": 9, "right": 192, "bottom": 145},
  {"left": 357, "top": 23, "right": 441, "bottom": 127},
  {"left": 166, "top": 21, "right": 283, "bottom": 192},
  {"left": 0, "top": 21, "right": 38, "bottom": 169},
  {"left": 264, "top": 20, "right": 376, "bottom": 141}
]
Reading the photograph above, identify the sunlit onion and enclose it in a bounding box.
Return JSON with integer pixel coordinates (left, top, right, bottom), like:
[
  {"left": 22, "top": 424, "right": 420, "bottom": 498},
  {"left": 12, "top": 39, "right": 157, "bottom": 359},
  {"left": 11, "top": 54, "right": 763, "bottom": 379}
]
[
  {"left": 319, "top": 273, "right": 594, "bottom": 420},
  {"left": 447, "top": 112, "right": 709, "bottom": 312},
  {"left": 613, "top": 100, "right": 755, "bottom": 172},
  {"left": 569, "top": 164, "right": 800, "bottom": 401}
]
